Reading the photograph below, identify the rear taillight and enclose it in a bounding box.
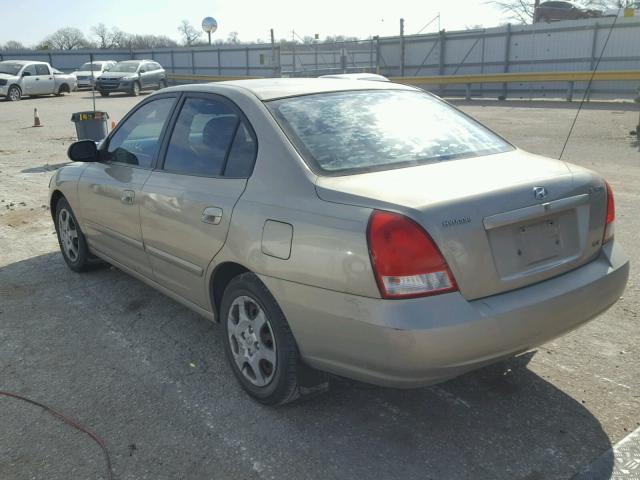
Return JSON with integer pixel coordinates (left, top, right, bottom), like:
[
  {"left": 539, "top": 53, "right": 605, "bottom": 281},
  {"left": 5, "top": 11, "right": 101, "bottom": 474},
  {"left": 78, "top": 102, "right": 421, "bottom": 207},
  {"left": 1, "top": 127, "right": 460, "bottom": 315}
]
[
  {"left": 603, "top": 181, "right": 615, "bottom": 244},
  {"left": 366, "top": 210, "right": 458, "bottom": 299}
]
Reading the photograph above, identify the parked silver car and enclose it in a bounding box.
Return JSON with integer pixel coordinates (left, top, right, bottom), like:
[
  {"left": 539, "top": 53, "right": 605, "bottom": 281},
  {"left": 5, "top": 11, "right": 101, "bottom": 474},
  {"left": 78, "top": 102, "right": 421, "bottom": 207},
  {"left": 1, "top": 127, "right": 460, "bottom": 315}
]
[
  {"left": 95, "top": 59, "right": 166, "bottom": 97},
  {"left": 49, "top": 79, "right": 629, "bottom": 405}
]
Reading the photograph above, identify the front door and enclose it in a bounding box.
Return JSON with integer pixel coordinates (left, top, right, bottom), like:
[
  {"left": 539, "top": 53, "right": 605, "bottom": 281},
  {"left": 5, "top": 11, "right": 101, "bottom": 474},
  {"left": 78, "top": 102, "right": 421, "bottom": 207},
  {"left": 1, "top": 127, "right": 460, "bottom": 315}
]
[
  {"left": 77, "top": 94, "right": 178, "bottom": 277},
  {"left": 139, "top": 93, "right": 258, "bottom": 308}
]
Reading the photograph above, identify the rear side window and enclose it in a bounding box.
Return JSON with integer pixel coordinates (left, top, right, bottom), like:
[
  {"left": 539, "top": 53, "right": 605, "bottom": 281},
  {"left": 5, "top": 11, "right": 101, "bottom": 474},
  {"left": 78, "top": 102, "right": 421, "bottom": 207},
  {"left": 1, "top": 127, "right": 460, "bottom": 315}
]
[
  {"left": 269, "top": 90, "right": 512, "bottom": 175},
  {"left": 163, "top": 96, "right": 256, "bottom": 177},
  {"left": 105, "top": 97, "right": 175, "bottom": 168},
  {"left": 35, "top": 64, "right": 50, "bottom": 75}
]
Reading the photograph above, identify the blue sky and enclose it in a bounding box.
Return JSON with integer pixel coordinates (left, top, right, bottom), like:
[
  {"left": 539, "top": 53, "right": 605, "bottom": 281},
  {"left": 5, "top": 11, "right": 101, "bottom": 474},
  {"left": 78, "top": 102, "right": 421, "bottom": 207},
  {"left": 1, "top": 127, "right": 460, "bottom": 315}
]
[{"left": 1, "top": 0, "right": 506, "bottom": 45}]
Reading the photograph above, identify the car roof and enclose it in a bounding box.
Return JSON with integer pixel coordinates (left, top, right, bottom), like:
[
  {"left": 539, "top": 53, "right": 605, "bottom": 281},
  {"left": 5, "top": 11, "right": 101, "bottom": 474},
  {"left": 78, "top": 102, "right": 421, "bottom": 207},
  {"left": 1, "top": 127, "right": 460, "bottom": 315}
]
[
  {"left": 319, "top": 73, "right": 390, "bottom": 82},
  {"left": 214, "top": 78, "right": 416, "bottom": 100}
]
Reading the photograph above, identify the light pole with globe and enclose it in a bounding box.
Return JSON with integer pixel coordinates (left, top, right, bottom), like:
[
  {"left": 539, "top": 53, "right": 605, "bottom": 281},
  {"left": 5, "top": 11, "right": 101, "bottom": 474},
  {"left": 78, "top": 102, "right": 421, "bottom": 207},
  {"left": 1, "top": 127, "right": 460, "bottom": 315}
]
[{"left": 202, "top": 17, "right": 218, "bottom": 45}]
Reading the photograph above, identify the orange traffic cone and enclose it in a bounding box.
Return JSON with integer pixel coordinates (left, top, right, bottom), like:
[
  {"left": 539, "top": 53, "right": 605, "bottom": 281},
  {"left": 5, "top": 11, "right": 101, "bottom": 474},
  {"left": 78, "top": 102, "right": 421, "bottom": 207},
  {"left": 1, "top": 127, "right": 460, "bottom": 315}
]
[
  {"left": 33, "top": 108, "right": 42, "bottom": 127},
  {"left": 111, "top": 120, "right": 116, "bottom": 130}
]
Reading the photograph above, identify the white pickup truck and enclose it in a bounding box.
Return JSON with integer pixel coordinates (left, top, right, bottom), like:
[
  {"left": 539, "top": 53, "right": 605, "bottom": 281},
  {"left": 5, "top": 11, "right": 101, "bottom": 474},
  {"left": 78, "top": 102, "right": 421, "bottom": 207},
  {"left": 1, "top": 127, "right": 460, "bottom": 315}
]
[{"left": 0, "top": 60, "right": 77, "bottom": 101}]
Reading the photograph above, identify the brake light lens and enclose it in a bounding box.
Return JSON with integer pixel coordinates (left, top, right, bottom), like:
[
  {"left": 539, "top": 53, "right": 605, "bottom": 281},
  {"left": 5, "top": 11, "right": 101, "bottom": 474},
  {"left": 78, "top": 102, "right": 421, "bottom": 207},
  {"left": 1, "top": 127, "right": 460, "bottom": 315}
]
[
  {"left": 603, "top": 181, "right": 615, "bottom": 244},
  {"left": 367, "top": 210, "right": 458, "bottom": 299}
]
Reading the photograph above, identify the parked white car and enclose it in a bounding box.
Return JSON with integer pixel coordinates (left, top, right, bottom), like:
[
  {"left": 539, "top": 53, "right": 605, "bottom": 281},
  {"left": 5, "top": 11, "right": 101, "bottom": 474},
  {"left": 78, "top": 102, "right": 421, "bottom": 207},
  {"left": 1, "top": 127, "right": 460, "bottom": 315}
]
[
  {"left": 0, "top": 60, "right": 77, "bottom": 101},
  {"left": 72, "top": 60, "right": 117, "bottom": 88}
]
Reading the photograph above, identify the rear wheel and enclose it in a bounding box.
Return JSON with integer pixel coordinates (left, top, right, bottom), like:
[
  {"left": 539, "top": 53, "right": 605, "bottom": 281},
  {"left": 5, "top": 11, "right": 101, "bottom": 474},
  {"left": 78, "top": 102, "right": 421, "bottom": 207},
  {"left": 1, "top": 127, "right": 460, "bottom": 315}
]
[
  {"left": 159, "top": 79, "right": 168, "bottom": 89},
  {"left": 221, "top": 273, "right": 327, "bottom": 405},
  {"left": 56, "top": 84, "right": 69, "bottom": 96},
  {"left": 6, "top": 85, "right": 21, "bottom": 101},
  {"left": 55, "top": 197, "right": 91, "bottom": 272}
]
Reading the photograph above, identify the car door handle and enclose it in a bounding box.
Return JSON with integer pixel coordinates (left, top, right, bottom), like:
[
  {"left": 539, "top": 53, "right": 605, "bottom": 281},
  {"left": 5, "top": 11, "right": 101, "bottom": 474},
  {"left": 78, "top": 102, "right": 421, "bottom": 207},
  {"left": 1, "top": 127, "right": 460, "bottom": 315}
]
[
  {"left": 35, "top": 78, "right": 40, "bottom": 81},
  {"left": 201, "top": 207, "right": 223, "bottom": 225},
  {"left": 121, "top": 190, "right": 135, "bottom": 205}
]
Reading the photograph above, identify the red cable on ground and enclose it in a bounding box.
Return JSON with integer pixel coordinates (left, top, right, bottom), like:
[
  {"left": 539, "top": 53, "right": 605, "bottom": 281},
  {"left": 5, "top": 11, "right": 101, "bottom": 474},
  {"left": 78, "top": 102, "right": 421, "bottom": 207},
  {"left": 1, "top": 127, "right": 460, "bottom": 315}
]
[{"left": 0, "top": 390, "right": 113, "bottom": 480}]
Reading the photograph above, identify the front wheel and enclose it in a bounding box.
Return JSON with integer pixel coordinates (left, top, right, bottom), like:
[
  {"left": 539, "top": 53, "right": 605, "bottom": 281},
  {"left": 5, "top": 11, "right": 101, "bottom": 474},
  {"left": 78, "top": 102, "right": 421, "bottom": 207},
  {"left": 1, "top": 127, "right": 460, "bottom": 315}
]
[
  {"left": 130, "top": 82, "right": 140, "bottom": 96},
  {"left": 6, "top": 85, "right": 21, "bottom": 101},
  {"left": 159, "top": 79, "right": 167, "bottom": 89},
  {"left": 55, "top": 197, "right": 92, "bottom": 272},
  {"left": 221, "top": 273, "right": 325, "bottom": 405},
  {"left": 99, "top": 90, "right": 109, "bottom": 97}
]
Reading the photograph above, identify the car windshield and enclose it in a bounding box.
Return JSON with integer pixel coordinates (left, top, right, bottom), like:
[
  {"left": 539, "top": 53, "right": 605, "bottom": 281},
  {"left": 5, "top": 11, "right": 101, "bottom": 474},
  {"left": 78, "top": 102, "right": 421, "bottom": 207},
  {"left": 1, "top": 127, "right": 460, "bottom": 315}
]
[
  {"left": 0, "top": 62, "right": 23, "bottom": 75},
  {"left": 110, "top": 62, "right": 139, "bottom": 73},
  {"left": 79, "top": 62, "right": 103, "bottom": 71},
  {"left": 269, "top": 90, "right": 513, "bottom": 174}
]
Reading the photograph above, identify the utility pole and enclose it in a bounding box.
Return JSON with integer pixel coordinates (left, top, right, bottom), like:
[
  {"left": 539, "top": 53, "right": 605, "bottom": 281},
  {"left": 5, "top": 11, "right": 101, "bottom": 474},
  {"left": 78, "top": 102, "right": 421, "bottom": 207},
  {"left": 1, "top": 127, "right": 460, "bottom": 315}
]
[
  {"left": 400, "top": 18, "right": 405, "bottom": 77},
  {"left": 270, "top": 28, "right": 278, "bottom": 77},
  {"left": 208, "top": 31, "right": 212, "bottom": 45}
]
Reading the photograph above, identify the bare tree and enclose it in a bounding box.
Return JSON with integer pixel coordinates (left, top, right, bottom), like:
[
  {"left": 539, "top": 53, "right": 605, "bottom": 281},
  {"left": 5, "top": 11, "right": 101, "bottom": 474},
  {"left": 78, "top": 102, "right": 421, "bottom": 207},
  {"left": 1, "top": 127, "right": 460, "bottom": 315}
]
[
  {"left": 2, "top": 40, "right": 26, "bottom": 51},
  {"left": 486, "top": 0, "right": 537, "bottom": 23},
  {"left": 227, "top": 31, "right": 240, "bottom": 44},
  {"left": 43, "top": 27, "right": 88, "bottom": 50},
  {"left": 488, "top": 0, "right": 623, "bottom": 24},
  {"left": 91, "top": 23, "right": 117, "bottom": 49},
  {"left": 178, "top": 20, "right": 201, "bottom": 46}
]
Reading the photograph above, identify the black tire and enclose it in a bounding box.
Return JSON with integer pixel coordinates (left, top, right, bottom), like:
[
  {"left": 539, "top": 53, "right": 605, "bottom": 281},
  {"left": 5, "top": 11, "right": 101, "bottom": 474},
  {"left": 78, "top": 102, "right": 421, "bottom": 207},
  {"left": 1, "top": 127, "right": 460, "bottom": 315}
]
[
  {"left": 130, "top": 82, "right": 140, "bottom": 96},
  {"left": 54, "top": 197, "right": 92, "bottom": 273},
  {"left": 55, "top": 84, "right": 68, "bottom": 96},
  {"left": 6, "top": 85, "right": 21, "bottom": 101},
  {"left": 99, "top": 90, "right": 109, "bottom": 97},
  {"left": 221, "top": 273, "right": 314, "bottom": 405},
  {"left": 159, "top": 79, "right": 167, "bottom": 89}
]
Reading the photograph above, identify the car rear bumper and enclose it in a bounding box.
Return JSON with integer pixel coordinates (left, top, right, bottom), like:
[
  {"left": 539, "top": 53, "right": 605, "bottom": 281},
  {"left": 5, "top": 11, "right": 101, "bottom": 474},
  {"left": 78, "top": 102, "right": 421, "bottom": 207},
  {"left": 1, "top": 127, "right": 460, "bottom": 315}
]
[{"left": 259, "top": 240, "right": 629, "bottom": 388}]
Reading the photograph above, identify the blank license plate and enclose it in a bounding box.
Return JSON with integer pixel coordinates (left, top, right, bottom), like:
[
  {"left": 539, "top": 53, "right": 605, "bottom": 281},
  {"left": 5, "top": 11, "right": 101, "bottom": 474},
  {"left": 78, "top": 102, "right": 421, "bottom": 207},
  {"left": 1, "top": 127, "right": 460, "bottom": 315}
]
[{"left": 519, "top": 218, "right": 561, "bottom": 265}]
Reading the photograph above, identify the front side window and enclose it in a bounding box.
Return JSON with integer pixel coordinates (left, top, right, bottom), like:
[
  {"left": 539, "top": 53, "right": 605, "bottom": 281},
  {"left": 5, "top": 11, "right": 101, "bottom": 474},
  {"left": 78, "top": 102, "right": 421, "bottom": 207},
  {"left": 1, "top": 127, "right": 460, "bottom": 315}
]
[
  {"left": 269, "top": 90, "right": 512, "bottom": 174},
  {"left": 164, "top": 96, "right": 255, "bottom": 177},
  {"left": 105, "top": 97, "right": 175, "bottom": 168},
  {"left": 21, "top": 65, "right": 37, "bottom": 76}
]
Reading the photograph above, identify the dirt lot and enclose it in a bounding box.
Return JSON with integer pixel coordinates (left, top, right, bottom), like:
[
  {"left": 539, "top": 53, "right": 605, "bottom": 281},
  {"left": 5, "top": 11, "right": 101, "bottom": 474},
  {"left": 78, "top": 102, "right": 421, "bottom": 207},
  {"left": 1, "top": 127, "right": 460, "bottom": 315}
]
[{"left": 1, "top": 90, "right": 638, "bottom": 480}]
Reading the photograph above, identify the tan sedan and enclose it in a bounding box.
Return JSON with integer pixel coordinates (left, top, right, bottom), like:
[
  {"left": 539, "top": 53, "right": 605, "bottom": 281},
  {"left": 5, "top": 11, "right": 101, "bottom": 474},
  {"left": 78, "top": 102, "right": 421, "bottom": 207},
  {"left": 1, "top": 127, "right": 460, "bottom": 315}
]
[{"left": 50, "top": 79, "right": 629, "bottom": 405}]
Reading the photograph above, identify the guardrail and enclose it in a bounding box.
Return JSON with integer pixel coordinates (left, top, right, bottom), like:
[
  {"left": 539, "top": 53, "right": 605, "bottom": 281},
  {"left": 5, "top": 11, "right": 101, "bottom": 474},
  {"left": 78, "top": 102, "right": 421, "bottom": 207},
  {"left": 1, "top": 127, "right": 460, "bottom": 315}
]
[
  {"left": 390, "top": 70, "right": 640, "bottom": 101},
  {"left": 167, "top": 74, "right": 260, "bottom": 83},
  {"left": 167, "top": 70, "right": 640, "bottom": 101}
]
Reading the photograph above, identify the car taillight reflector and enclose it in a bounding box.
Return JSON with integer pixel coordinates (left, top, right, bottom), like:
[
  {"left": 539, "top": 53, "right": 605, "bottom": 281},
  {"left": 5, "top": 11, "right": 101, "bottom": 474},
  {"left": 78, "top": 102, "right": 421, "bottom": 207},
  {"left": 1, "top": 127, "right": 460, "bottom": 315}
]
[
  {"left": 603, "top": 181, "right": 615, "bottom": 244},
  {"left": 366, "top": 210, "right": 458, "bottom": 299}
]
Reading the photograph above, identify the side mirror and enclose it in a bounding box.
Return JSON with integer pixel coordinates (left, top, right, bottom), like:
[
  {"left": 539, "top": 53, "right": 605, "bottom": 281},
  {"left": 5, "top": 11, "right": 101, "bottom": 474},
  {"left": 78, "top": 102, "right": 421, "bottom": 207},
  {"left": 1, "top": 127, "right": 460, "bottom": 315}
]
[
  {"left": 139, "top": 69, "right": 146, "bottom": 74},
  {"left": 67, "top": 140, "right": 98, "bottom": 162},
  {"left": 22, "top": 71, "right": 31, "bottom": 77}
]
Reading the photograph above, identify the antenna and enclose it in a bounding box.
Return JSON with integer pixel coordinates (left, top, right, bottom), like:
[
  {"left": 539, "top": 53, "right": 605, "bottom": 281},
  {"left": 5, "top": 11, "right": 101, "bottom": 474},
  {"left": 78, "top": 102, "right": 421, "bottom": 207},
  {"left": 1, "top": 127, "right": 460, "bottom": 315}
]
[{"left": 559, "top": 11, "right": 621, "bottom": 159}]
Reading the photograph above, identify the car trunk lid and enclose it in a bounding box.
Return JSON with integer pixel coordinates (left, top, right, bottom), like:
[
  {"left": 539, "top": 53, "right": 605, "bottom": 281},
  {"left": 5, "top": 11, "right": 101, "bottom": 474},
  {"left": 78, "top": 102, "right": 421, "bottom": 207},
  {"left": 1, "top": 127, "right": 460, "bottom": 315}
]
[{"left": 315, "top": 150, "right": 607, "bottom": 300}]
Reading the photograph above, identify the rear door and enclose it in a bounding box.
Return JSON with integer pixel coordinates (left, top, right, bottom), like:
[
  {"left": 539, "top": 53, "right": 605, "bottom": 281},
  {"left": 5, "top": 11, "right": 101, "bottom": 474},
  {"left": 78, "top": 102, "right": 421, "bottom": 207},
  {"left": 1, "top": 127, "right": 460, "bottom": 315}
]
[
  {"left": 139, "top": 93, "right": 257, "bottom": 308},
  {"left": 77, "top": 94, "right": 179, "bottom": 277},
  {"left": 34, "top": 64, "right": 55, "bottom": 94}
]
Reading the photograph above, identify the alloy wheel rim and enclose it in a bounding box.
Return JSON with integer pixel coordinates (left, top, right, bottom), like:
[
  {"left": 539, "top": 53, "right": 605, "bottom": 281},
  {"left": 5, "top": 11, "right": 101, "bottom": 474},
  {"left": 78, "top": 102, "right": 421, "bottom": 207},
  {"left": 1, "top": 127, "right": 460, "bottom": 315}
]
[
  {"left": 9, "top": 88, "right": 19, "bottom": 101},
  {"left": 227, "top": 295, "right": 277, "bottom": 387},
  {"left": 58, "top": 209, "right": 79, "bottom": 262}
]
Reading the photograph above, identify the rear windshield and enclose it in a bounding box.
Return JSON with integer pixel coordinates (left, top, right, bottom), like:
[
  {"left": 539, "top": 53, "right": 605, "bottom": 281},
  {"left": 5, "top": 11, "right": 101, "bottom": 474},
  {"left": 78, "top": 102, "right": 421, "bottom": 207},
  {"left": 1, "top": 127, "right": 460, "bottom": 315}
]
[
  {"left": 268, "top": 90, "right": 512, "bottom": 175},
  {"left": 79, "top": 62, "right": 103, "bottom": 71}
]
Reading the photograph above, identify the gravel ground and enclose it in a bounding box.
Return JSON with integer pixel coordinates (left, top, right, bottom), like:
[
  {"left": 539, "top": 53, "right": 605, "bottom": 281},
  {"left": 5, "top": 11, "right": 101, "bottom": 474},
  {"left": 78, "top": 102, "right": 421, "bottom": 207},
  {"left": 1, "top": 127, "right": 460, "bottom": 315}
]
[{"left": 0, "top": 91, "right": 638, "bottom": 480}]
